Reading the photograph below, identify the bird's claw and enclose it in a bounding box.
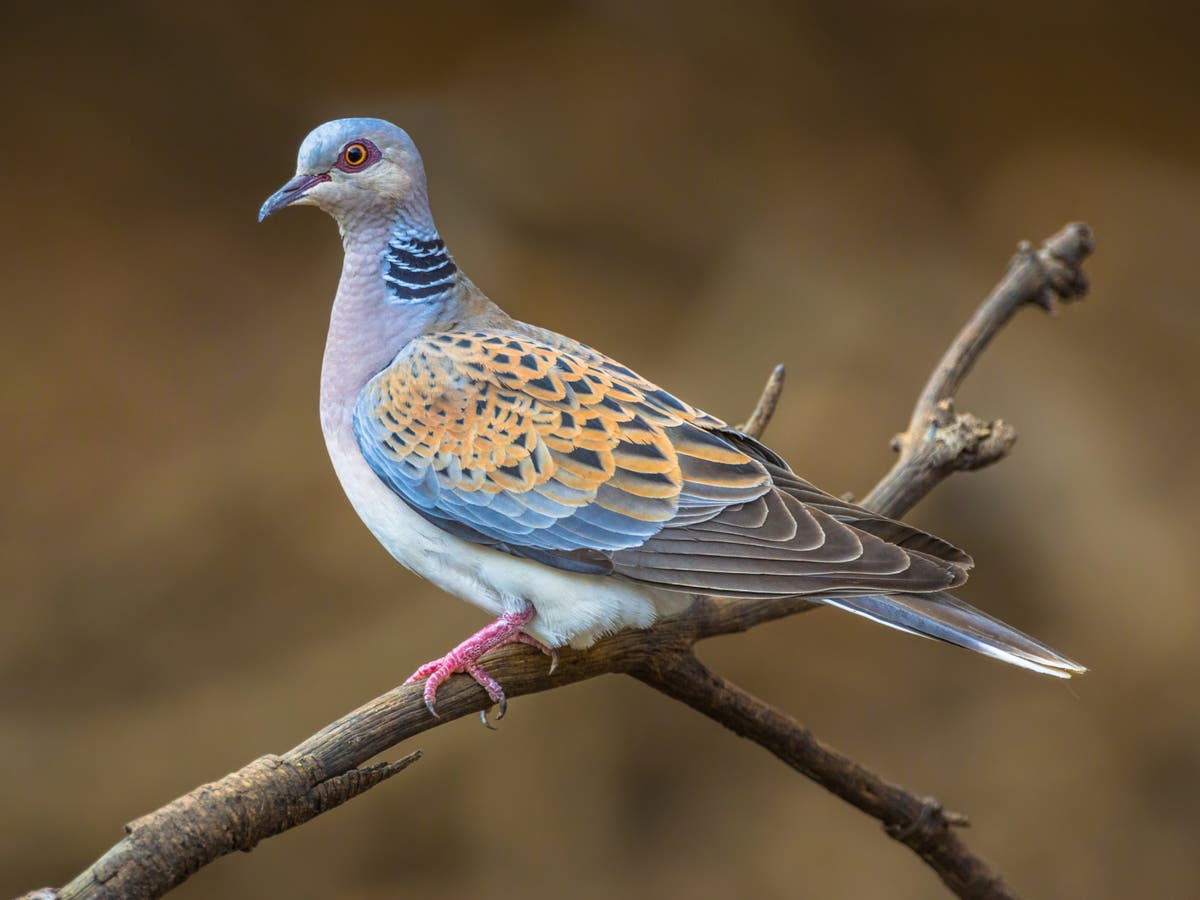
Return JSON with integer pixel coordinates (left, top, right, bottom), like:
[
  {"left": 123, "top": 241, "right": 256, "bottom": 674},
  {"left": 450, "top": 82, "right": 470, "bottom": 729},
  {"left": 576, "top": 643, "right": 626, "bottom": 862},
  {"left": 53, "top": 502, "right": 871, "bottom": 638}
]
[
  {"left": 479, "top": 692, "right": 508, "bottom": 729},
  {"left": 514, "top": 632, "right": 558, "bottom": 676},
  {"left": 407, "top": 654, "right": 510, "bottom": 725},
  {"left": 404, "top": 610, "right": 556, "bottom": 727}
]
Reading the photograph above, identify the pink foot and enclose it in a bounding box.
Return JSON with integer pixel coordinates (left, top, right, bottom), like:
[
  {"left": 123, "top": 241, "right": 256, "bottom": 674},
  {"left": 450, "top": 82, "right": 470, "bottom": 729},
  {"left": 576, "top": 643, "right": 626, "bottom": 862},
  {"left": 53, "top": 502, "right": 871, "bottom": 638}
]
[{"left": 404, "top": 606, "right": 558, "bottom": 726}]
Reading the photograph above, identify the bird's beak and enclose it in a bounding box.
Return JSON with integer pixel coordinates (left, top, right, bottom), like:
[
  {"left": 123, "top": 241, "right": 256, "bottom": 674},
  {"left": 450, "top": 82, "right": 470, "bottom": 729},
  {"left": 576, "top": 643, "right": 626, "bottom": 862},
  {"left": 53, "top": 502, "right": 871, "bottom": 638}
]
[{"left": 258, "top": 172, "right": 330, "bottom": 222}]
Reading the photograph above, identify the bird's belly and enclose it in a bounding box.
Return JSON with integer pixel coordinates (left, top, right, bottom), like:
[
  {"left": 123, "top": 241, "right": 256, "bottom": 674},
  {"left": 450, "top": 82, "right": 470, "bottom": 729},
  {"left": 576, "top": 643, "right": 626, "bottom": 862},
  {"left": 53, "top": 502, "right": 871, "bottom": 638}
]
[{"left": 324, "top": 428, "right": 683, "bottom": 647}]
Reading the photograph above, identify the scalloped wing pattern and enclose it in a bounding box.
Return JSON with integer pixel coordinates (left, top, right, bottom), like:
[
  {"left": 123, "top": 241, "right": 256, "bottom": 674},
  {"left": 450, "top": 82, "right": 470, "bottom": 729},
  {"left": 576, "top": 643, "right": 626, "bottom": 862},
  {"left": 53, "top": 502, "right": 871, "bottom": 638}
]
[{"left": 353, "top": 331, "right": 771, "bottom": 563}]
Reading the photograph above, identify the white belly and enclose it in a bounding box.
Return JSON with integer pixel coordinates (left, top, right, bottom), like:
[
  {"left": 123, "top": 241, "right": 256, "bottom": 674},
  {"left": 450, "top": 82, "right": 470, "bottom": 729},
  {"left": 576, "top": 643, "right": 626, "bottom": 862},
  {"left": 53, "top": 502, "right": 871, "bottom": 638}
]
[{"left": 324, "top": 423, "right": 688, "bottom": 648}]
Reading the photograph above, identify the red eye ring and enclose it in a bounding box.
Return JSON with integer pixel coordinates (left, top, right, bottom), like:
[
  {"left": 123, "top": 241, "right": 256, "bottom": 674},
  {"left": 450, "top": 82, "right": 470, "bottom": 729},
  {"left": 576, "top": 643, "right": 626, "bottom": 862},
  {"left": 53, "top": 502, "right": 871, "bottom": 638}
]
[
  {"left": 343, "top": 143, "right": 369, "bottom": 167},
  {"left": 333, "top": 139, "right": 379, "bottom": 173}
]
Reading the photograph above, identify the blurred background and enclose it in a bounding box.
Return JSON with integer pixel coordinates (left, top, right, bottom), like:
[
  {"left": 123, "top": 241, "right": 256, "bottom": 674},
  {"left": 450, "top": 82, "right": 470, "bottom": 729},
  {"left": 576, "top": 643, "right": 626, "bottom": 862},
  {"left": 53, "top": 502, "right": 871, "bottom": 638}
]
[{"left": 3, "top": 1, "right": 1198, "bottom": 897}]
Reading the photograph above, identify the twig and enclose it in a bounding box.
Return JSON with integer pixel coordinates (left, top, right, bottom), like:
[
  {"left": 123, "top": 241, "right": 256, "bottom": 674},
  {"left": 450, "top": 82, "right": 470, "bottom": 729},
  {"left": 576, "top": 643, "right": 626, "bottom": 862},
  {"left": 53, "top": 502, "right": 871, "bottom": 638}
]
[
  {"left": 19, "top": 224, "right": 1093, "bottom": 900},
  {"left": 737, "top": 363, "right": 786, "bottom": 438},
  {"left": 863, "top": 223, "right": 1094, "bottom": 518}
]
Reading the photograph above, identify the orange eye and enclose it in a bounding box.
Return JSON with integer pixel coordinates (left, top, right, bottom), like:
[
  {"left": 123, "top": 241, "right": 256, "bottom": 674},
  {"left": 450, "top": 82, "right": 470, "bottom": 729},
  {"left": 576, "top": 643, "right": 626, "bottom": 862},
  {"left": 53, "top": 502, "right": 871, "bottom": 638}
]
[{"left": 343, "top": 143, "right": 368, "bottom": 167}]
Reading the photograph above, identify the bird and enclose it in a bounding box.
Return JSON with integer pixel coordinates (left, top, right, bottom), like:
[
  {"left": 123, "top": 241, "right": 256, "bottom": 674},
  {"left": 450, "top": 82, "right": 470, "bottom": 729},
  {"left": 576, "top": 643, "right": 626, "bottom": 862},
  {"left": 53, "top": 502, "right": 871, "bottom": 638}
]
[{"left": 259, "top": 117, "right": 1084, "bottom": 722}]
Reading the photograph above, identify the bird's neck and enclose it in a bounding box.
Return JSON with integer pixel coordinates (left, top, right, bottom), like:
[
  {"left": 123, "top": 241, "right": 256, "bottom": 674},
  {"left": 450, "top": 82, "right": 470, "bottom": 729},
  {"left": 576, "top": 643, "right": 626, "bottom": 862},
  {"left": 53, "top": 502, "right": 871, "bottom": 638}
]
[
  {"left": 319, "top": 206, "right": 456, "bottom": 439},
  {"left": 381, "top": 212, "right": 459, "bottom": 306}
]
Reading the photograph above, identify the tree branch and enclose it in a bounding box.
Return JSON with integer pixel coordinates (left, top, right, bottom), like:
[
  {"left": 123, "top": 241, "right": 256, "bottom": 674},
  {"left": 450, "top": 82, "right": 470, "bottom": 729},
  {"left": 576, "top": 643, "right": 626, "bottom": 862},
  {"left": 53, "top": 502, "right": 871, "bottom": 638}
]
[
  {"left": 20, "top": 224, "right": 1093, "bottom": 900},
  {"left": 862, "top": 223, "right": 1094, "bottom": 518},
  {"left": 737, "top": 363, "right": 786, "bottom": 437},
  {"left": 632, "top": 654, "right": 1011, "bottom": 900}
]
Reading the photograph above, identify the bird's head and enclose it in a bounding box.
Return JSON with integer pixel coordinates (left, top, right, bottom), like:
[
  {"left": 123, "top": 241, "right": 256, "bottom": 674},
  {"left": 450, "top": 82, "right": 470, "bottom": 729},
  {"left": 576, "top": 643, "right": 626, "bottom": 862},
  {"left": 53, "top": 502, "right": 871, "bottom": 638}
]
[{"left": 258, "top": 117, "right": 428, "bottom": 226}]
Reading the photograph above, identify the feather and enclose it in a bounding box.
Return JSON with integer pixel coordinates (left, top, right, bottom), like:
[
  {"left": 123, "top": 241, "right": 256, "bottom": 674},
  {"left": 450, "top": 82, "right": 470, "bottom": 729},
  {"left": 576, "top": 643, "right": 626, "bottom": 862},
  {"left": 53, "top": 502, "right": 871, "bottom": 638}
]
[
  {"left": 823, "top": 592, "right": 1086, "bottom": 677},
  {"left": 353, "top": 331, "right": 768, "bottom": 568}
]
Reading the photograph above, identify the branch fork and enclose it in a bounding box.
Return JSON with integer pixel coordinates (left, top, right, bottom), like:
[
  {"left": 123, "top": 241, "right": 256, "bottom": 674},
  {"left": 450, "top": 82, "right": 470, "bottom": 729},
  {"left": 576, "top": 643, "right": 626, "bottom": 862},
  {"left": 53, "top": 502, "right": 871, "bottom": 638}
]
[
  {"left": 21, "top": 224, "right": 1094, "bottom": 900},
  {"left": 864, "top": 222, "right": 1093, "bottom": 516}
]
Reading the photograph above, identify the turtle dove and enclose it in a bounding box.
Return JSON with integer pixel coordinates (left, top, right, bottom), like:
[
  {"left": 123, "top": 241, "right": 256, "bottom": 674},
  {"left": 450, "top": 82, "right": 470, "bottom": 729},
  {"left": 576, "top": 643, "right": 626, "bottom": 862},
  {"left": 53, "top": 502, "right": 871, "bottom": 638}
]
[{"left": 259, "top": 118, "right": 1084, "bottom": 721}]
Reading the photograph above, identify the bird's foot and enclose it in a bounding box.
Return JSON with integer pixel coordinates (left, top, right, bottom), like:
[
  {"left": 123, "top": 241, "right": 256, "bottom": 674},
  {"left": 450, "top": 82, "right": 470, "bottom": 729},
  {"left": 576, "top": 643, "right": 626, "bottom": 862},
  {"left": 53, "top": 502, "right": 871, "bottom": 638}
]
[{"left": 404, "top": 606, "right": 558, "bottom": 727}]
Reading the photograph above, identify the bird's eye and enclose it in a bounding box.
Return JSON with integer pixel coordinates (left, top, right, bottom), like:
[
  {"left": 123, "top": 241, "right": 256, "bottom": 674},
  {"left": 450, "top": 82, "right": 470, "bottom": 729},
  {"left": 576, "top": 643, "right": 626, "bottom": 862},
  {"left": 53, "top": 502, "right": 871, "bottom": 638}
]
[{"left": 343, "top": 143, "right": 368, "bottom": 167}]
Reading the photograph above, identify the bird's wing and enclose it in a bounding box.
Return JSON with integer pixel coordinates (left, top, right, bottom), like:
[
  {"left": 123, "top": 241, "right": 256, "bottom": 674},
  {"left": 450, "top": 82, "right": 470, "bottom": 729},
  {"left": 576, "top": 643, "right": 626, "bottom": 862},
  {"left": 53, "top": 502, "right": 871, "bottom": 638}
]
[
  {"left": 354, "top": 330, "right": 966, "bottom": 594},
  {"left": 710, "top": 427, "right": 974, "bottom": 567}
]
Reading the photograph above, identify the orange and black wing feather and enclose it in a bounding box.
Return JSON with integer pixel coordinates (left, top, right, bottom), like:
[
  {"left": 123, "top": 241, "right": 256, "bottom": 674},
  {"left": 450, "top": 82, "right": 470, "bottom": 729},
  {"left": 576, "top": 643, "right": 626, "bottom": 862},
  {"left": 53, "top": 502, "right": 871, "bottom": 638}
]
[{"left": 353, "top": 330, "right": 968, "bottom": 594}]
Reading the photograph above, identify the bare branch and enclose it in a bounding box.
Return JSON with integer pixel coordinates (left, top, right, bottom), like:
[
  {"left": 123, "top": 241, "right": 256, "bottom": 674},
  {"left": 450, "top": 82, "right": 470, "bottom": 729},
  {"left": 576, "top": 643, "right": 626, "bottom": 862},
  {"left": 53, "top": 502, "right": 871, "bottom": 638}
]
[
  {"left": 631, "top": 654, "right": 1017, "bottom": 900},
  {"left": 738, "top": 363, "right": 786, "bottom": 439},
  {"left": 44, "top": 752, "right": 422, "bottom": 900},
  {"left": 863, "top": 223, "right": 1094, "bottom": 518},
  {"left": 20, "top": 224, "right": 1093, "bottom": 900}
]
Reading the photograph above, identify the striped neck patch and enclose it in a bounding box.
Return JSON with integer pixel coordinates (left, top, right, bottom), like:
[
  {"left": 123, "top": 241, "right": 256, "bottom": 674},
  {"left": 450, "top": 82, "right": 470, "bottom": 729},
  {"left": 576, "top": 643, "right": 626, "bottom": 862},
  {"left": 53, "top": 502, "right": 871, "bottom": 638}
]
[{"left": 381, "top": 226, "right": 458, "bottom": 305}]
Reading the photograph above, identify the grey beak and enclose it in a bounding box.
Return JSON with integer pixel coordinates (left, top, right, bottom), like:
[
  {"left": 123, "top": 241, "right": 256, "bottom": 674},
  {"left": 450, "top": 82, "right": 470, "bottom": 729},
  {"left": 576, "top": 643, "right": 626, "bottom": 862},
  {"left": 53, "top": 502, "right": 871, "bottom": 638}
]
[{"left": 258, "top": 172, "right": 330, "bottom": 222}]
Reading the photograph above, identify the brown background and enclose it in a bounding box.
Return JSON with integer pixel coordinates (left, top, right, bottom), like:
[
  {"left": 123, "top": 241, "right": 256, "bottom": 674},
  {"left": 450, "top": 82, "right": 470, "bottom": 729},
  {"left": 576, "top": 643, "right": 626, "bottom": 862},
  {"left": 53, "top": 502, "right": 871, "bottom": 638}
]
[{"left": 3, "top": 2, "right": 1198, "bottom": 898}]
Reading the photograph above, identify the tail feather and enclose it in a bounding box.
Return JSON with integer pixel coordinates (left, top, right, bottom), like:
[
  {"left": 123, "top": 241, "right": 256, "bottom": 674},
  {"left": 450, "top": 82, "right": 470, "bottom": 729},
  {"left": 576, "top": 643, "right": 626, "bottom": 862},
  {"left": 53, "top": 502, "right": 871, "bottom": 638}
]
[{"left": 822, "top": 592, "right": 1086, "bottom": 678}]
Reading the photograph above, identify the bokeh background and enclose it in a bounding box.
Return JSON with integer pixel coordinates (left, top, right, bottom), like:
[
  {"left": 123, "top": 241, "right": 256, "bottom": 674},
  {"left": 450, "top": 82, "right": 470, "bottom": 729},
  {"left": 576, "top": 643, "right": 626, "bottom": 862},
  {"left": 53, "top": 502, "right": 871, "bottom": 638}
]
[{"left": 3, "top": 2, "right": 1198, "bottom": 897}]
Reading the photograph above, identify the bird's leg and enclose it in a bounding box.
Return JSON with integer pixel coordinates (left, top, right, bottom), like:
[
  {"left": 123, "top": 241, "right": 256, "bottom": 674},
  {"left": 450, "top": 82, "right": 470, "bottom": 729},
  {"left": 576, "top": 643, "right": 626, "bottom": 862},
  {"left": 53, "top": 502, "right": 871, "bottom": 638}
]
[{"left": 404, "top": 604, "right": 557, "bottom": 723}]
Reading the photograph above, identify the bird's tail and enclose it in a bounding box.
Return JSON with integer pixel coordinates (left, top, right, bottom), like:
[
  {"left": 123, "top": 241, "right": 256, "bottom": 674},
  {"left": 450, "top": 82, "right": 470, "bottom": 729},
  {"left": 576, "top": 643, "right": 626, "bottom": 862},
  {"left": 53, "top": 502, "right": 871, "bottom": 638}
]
[{"left": 821, "top": 592, "right": 1086, "bottom": 678}]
